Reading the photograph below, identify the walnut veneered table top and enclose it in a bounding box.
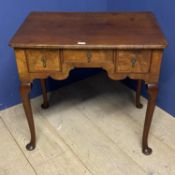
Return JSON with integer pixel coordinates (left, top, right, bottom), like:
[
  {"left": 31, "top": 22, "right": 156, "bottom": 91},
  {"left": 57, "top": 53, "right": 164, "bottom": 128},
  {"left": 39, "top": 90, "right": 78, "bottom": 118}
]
[{"left": 10, "top": 12, "right": 167, "bottom": 49}]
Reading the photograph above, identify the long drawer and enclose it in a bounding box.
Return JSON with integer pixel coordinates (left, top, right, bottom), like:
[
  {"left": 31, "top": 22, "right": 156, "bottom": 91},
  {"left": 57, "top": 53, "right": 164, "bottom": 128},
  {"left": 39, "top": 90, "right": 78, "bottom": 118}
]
[{"left": 63, "top": 49, "right": 114, "bottom": 63}]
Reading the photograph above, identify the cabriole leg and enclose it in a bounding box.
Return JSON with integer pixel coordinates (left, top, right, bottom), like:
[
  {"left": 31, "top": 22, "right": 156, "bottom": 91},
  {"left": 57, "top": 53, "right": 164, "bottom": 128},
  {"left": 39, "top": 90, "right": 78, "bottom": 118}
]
[
  {"left": 20, "top": 82, "right": 36, "bottom": 151},
  {"left": 136, "top": 80, "right": 143, "bottom": 108},
  {"left": 40, "top": 79, "right": 49, "bottom": 109},
  {"left": 142, "top": 84, "right": 158, "bottom": 155}
]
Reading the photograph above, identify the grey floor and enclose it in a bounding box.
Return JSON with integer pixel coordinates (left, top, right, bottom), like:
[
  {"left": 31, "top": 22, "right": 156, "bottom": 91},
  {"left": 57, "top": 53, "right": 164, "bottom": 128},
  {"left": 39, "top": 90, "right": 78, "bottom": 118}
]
[{"left": 0, "top": 73, "right": 175, "bottom": 175}]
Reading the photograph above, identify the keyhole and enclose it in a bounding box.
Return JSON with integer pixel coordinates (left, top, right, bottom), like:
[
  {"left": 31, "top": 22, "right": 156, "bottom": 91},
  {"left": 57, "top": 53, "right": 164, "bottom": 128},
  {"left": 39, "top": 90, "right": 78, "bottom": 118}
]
[
  {"left": 41, "top": 56, "right": 47, "bottom": 68},
  {"left": 87, "top": 51, "right": 92, "bottom": 63},
  {"left": 131, "top": 58, "right": 137, "bottom": 67}
]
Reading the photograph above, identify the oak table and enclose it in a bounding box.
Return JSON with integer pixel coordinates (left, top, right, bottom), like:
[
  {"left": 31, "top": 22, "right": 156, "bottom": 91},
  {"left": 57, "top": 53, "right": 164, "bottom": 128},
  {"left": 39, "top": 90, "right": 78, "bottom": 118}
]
[{"left": 10, "top": 12, "right": 167, "bottom": 155}]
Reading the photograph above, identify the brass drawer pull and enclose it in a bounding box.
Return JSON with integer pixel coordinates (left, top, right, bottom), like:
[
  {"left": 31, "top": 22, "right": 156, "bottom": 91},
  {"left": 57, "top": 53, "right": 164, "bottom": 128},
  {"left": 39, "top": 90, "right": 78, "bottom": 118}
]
[
  {"left": 131, "top": 57, "right": 137, "bottom": 67},
  {"left": 87, "top": 51, "right": 92, "bottom": 63},
  {"left": 41, "top": 56, "right": 47, "bottom": 68}
]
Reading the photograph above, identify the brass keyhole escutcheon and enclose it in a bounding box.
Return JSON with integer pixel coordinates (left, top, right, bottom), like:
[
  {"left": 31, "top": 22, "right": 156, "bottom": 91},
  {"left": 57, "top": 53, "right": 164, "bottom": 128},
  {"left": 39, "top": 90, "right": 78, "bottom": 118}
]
[
  {"left": 87, "top": 51, "right": 92, "bottom": 63},
  {"left": 41, "top": 56, "right": 47, "bottom": 68},
  {"left": 131, "top": 57, "right": 137, "bottom": 67}
]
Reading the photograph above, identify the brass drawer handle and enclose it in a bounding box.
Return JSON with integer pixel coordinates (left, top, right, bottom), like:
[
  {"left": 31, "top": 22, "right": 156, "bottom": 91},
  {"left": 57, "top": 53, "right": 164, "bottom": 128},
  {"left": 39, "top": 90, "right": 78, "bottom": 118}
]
[
  {"left": 131, "top": 57, "right": 137, "bottom": 67},
  {"left": 87, "top": 51, "right": 92, "bottom": 63},
  {"left": 41, "top": 56, "right": 47, "bottom": 68}
]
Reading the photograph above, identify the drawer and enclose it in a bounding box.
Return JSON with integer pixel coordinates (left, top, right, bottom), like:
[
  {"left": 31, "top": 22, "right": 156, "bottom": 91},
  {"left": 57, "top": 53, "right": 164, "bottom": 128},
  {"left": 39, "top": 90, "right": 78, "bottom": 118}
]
[
  {"left": 63, "top": 50, "right": 114, "bottom": 63},
  {"left": 116, "top": 50, "right": 151, "bottom": 73},
  {"left": 26, "top": 49, "right": 61, "bottom": 72}
]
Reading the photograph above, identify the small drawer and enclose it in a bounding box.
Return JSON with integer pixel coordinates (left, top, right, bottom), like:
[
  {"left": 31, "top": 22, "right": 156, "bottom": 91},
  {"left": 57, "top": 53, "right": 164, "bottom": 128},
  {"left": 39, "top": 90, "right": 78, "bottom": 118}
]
[
  {"left": 63, "top": 50, "right": 114, "bottom": 63},
  {"left": 26, "top": 49, "right": 61, "bottom": 72},
  {"left": 116, "top": 50, "right": 151, "bottom": 73}
]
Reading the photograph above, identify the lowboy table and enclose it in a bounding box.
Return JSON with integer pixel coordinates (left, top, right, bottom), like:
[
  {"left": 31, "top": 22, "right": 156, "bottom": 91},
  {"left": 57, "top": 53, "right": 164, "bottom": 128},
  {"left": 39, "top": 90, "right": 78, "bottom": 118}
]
[{"left": 10, "top": 12, "right": 167, "bottom": 155}]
